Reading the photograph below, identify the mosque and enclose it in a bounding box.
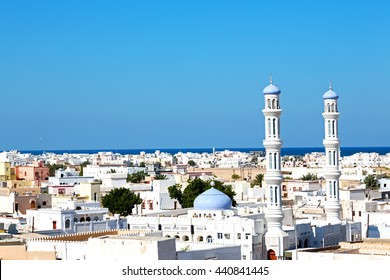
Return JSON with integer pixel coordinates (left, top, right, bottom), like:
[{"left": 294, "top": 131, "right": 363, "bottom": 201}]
[{"left": 126, "top": 79, "right": 363, "bottom": 260}]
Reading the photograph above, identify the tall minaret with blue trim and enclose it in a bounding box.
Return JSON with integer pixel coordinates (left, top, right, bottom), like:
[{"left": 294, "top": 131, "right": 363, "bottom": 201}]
[
  {"left": 322, "top": 82, "right": 342, "bottom": 224},
  {"left": 262, "top": 77, "right": 288, "bottom": 259}
]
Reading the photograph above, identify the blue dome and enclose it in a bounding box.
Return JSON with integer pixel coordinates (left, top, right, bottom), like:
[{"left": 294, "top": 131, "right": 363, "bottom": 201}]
[
  {"left": 263, "top": 83, "right": 281, "bottom": 95},
  {"left": 323, "top": 88, "right": 338, "bottom": 99},
  {"left": 194, "top": 188, "right": 232, "bottom": 210}
]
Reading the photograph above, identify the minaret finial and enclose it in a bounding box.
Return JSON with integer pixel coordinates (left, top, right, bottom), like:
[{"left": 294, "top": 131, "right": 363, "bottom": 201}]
[
  {"left": 270, "top": 74, "right": 273, "bottom": 84},
  {"left": 329, "top": 80, "right": 332, "bottom": 90}
]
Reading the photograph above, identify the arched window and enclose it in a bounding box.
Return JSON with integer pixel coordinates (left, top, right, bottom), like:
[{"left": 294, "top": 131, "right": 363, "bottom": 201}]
[
  {"left": 274, "top": 153, "right": 278, "bottom": 169},
  {"left": 268, "top": 153, "right": 273, "bottom": 169},
  {"left": 274, "top": 186, "right": 278, "bottom": 206},
  {"left": 94, "top": 216, "right": 99, "bottom": 221},
  {"left": 272, "top": 118, "right": 276, "bottom": 136},
  {"left": 327, "top": 103, "right": 331, "bottom": 112},
  {"left": 327, "top": 120, "right": 331, "bottom": 137},
  {"left": 86, "top": 217, "right": 91, "bottom": 222},
  {"left": 272, "top": 99, "right": 276, "bottom": 109},
  {"left": 267, "top": 99, "right": 271, "bottom": 109},
  {"left": 182, "top": 235, "right": 189, "bottom": 241},
  {"left": 269, "top": 186, "right": 274, "bottom": 205},
  {"left": 332, "top": 120, "right": 335, "bottom": 137},
  {"left": 197, "top": 236, "right": 204, "bottom": 242},
  {"left": 74, "top": 218, "right": 78, "bottom": 223},
  {"left": 80, "top": 217, "right": 85, "bottom": 222},
  {"left": 65, "top": 219, "right": 70, "bottom": 229},
  {"left": 207, "top": 235, "right": 213, "bottom": 243},
  {"left": 267, "top": 118, "right": 271, "bottom": 137}
]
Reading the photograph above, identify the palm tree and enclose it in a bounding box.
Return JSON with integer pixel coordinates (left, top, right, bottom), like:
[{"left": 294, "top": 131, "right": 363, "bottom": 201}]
[
  {"left": 299, "top": 173, "right": 318, "bottom": 181},
  {"left": 364, "top": 174, "right": 379, "bottom": 191},
  {"left": 251, "top": 173, "right": 264, "bottom": 188},
  {"left": 154, "top": 174, "right": 167, "bottom": 180}
]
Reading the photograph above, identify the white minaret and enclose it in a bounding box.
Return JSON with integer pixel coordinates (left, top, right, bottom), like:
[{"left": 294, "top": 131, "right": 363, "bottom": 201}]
[
  {"left": 322, "top": 82, "right": 342, "bottom": 224},
  {"left": 262, "top": 77, "right": 288, "bottom": 259}
]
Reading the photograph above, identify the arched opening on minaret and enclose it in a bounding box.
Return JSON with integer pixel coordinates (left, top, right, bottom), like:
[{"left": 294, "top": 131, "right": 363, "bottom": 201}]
[
  {"left": 267, "top": 249, "right": 277, "bottom": 260},
  {"left": 272, "top": 118, "right": 276, "bottom": 137},
  {"left": 267, "top": 118, "right": 271, "bottom": 137}
]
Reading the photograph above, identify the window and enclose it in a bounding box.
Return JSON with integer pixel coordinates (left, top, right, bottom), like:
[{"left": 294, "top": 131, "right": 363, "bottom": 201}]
[
  {"left": 237, "top": 233, "right": 241, "bottom": 240},
  {"left": 245, "top": 233, "right": 250, "bottom": 240},
  {"left": 224, "top": 233, "right": 230, "bottom": 239},
  {"left": 267, "top": 118, "right": 271, "bottom": 136},
  {"left": 272, "top": 118, "right": 276, "bottom": 136},
  {"left": 65, "top": 219, "right": 70, "bottom": 229},
  {"left": 217, "top": 233, "right": 223, "bottom": 239},
  {"left": 282, "top": 185, "right": 287, "bottom": 191},
  {"left": 274, "top": 153, "right": 278, "bottom": 169},
  {"left": 332, "top": 120, "right": 335, "bottom": 137}
]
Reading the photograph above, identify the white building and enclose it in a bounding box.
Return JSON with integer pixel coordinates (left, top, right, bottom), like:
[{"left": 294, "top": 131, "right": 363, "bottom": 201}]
[
  {"left": 132, "top": 179, "right": 181, "bottom": 214},
  {"left": 127, "top": 185, "right": 267, "bottom": 260}
]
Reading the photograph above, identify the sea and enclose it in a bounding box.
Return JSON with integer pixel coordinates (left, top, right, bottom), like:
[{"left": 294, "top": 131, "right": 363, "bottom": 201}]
[{"left": 18, "top": 147, "right": 390, "bottom": 157}]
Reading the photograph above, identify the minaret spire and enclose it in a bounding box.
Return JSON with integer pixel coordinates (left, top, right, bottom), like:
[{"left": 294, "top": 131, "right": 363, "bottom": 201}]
[
  {"left": 322, "top": 83, "right": 341, "bottom": 224},
  {"left": 262, "top": 79, "right": 288, "bottom": 259},
  {"left": 269, "top": 74, "right": 273, "bottom": 84}
]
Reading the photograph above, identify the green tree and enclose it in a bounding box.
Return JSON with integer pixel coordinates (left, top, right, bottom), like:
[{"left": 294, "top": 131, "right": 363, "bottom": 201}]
[
  {"left": 299, "top": 173, "right": 318, "bottom": 181},
  {"left": 101, "top": 187, "right": 142, "bottom": 216},
  {"left": 364, "top": 174, "right": 379, "bottom": 190},
  {"left": 139, "top": 162, "right": 146, "bottom": 167},
  {"left": 167, "top": 184, "right": 183, "bottom": 205},
  {"left": 46, "top": 163, "right": 65, "bottom": 177},
  {"left": 154, "top": 174, "right": 167, "bottom": 180},
  {"left": 231, "top": 174, "right": 241, "bottom": 181},
  {"left": 78, "top": 160, "right": 90, "bottom": 176},
  {"left": 251, "top": 173, "right": 264, "bottom": 188},
  {"left": 168, "top": 178, "right": 236, "bottom": 208},
  {"left": 187, "top": 160, "right": 196, "bottom": 167},
  {"left": 127, "top": 171, "right": 147, "bottom": 183}
]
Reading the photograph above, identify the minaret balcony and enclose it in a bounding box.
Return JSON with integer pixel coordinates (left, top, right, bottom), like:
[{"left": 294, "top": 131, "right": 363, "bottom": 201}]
[
  {"left": 322, "top": 112, "right": 340, "bottom": 119},
  {"left": 323, "top": 139, "right": 340, "bottom": 148},
  {"left": 263, "top": 139, "right": 282, "bottom": 149},
  {"left": 262, "top": 109, "right": 282, "bottom": 117}
]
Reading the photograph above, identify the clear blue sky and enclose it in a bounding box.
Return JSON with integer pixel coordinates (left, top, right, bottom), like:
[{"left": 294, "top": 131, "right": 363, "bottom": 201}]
[{"left": 1, "top": 0, "right": 389, "bottom": 150}]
